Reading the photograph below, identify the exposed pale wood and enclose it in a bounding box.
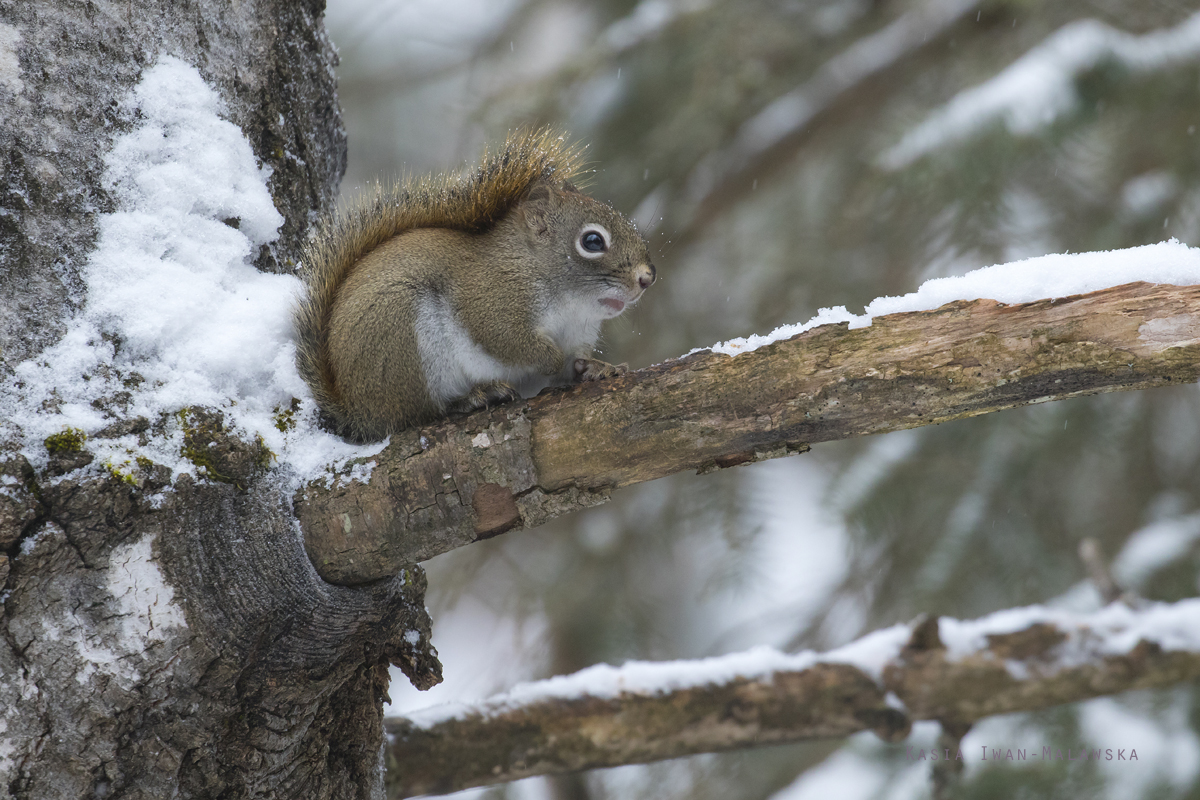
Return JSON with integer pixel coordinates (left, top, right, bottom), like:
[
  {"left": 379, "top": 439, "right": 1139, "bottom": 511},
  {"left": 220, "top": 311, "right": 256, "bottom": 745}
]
[
  {"left": 299, "top": 281, "right": 1200, "bottom": 584},
  {"left": 383, "top": 604, "right": 1200, "bottom": 797}
]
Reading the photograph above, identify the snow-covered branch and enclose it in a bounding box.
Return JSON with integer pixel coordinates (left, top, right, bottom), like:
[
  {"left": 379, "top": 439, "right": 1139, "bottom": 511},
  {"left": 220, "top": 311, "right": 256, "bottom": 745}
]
[
  {"left": 300, "top": 249, "right": 1200, "bottom": 584},
  {"left": 384, "top": 598, "right": 1200, "bottom": 797}
]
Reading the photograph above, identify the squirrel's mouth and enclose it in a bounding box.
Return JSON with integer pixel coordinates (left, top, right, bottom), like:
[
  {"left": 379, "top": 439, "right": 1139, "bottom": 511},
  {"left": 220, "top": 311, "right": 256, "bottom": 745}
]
[{"left": 599, "top": 298, "right": 626, "bottom": 314}]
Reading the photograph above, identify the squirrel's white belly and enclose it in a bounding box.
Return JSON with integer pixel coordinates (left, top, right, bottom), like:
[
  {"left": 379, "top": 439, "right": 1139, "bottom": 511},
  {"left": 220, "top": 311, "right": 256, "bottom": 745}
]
[
  {"left": 538, "top": 294, "right": 604, "bottom": 358},
  {"left": 414, "top": 294, "right": 559, "bottom": 408}
]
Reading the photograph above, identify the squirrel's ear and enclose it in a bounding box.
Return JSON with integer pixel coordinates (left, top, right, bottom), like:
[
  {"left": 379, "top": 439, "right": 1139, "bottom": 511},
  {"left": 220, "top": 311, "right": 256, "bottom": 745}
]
[
  {"left": 561, "top": 181, "right": 580, "bottom": 195},
  {"left": 525, "top": 183, "right": 553, "bottom": 204},
  {"left": 520, "top": 182, "right": 556, "bottom": 241}
]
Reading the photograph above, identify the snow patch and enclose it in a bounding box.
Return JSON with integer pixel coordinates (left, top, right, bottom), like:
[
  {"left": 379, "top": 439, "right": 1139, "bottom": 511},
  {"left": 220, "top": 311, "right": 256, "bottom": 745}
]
[
  {"left": 703, "top": 240, "right": 1200, "bottom": 356},
  {"left": 939, "top": 598, "right": 1200, "bottom": 670},
  {"left": 822, "top": 624, "right": 910, "bottom": 680},
  {"left": 406, "top": 645, "right": 820, "bottom": 729},
  {"left": 1, "top": 55, "right": 382, "bottom": 485},
  {"left": 0, "top": 712, "right": 16, "bottom": 778},
  {"left": 347, "top": 460, "right": 376, "bottom": 485},
  {"left": 106, "top": 535, "right": 187, "bottom": 649},
  {"left": 20, "top": 534, "right": 190, "bottom": 690},
  {"left": 0, "top": 23, "right": 21, "bottom": 94}
]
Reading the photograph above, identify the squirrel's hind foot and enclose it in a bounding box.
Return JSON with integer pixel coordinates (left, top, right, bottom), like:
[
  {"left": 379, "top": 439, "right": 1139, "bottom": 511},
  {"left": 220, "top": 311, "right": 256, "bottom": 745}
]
[
  {"left": 448, "top": 381, "right": 522, "bottom": 415},
  {"left": 574, "top": 358, "right": 628, "bottom": 382}
]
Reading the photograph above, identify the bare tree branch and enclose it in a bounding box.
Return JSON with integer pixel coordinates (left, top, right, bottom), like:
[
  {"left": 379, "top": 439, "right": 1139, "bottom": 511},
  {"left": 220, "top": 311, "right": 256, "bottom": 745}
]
[
  {"left": 298, "top": 280, "right": 1200, "bottom": 584},
  {"left": 383, "top": 599, "right": 1200, "bottom": 797}
]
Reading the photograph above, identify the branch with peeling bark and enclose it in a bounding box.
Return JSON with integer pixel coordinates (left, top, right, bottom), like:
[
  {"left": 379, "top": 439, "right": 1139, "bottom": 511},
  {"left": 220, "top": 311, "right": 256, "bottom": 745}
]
[
  {"left": 297, "top": 281, "right": 1200, "bottom": 585},
  {"left": 383, "top": 598, "right": 1200, "bottom": 797}
]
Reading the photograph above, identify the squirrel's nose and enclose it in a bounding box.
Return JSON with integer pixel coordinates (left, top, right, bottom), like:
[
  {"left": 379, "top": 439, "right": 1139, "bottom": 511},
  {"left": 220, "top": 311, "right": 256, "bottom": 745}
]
[{"left": 636, "top": 263, "right": 656, "bottom": 289}]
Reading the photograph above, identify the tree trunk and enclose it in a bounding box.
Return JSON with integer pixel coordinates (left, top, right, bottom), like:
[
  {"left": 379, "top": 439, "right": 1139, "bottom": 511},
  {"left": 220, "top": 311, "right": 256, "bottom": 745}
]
[{"left": 0, "top": 2, "right": 440, "bottom": 798}]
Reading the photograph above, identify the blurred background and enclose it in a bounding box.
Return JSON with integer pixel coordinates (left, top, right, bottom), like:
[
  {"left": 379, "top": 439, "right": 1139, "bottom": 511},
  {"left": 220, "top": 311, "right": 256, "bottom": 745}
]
[{"left": 322, "top": 1, "right": 1200, "bottom": 797}]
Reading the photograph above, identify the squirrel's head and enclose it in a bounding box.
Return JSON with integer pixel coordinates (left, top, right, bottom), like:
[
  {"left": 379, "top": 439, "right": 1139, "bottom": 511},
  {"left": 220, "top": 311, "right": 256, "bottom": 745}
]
[{"left": 517, "top": 180, "right": 655, "bottom": 317}]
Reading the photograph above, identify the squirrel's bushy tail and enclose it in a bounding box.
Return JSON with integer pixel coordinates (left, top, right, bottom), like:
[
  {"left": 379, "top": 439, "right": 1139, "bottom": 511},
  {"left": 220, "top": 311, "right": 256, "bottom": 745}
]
[{"left": 293, "top": 128, "right": 587, "bottom": 439}]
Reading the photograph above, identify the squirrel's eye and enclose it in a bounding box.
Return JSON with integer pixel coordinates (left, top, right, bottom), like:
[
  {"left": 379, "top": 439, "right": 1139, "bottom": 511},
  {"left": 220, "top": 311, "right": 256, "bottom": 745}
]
[
  {"left": 581, "top": 231, "right": 606, "bottom": 252},
  {"left": 575, "top": 224, "right": 611, "bottom": 259}
]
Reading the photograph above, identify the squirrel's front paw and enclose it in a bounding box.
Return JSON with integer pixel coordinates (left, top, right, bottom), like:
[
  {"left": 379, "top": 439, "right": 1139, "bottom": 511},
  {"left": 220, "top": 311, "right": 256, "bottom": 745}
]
[
  {"left": 574, "top": 358, "right": 628, "bottom": 382},
  {"left": 448, "top": 381, "right": 521, "bottom": 415}
]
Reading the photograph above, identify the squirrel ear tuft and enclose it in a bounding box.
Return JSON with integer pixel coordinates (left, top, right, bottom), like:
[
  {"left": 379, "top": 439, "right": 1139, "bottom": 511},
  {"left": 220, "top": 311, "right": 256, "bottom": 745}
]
[
  {"left": 561, "top": 181, "right": 580, "bottom": 194},
  {"left": 525, "top": 182, "right": 553, "bottom": 204}
]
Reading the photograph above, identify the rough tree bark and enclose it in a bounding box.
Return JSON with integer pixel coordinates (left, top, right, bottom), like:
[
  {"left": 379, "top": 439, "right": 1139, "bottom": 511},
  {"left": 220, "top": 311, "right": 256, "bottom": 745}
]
[
  {"left": 0, "top": 3, "right": 440, "bottom": 799},
  {"left": 4, "top": 2, "right": 1200, "bottom": 799}
]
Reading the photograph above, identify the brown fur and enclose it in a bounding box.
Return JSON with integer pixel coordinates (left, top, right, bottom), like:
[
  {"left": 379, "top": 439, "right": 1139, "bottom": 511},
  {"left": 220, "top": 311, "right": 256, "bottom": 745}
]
[
  {"left": 295, "top": 129, "right": 587, "bottom": 439},
  {"left": 294, "top": 129, "right": 653, "bottom": 443}
]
